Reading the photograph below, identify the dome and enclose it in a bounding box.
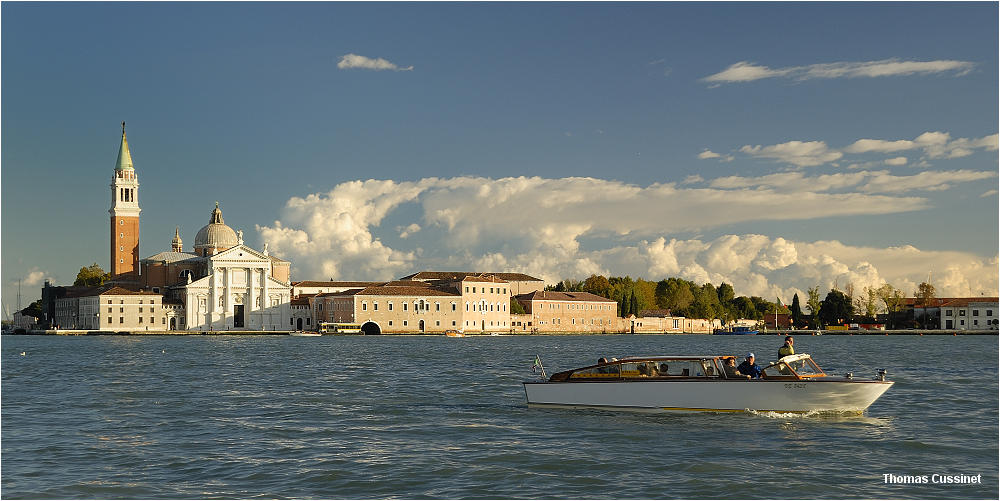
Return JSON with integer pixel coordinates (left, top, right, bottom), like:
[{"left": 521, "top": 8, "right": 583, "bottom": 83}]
[{"left": 194, "top": 202, "right": 238, "bottom": 253}]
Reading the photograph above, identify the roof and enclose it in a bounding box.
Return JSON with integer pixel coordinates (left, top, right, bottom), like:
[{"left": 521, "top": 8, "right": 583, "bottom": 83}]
[
  {"left": 67, "top": 285, "right": 161, "bottom": 298},
  {"left": 268, "top": 255, "right": 290, "bottom": 264},
  {"left": 938, "top": 297, "right": 999, "bottom": 308},
  {"left": 461, "top": 275, "right": 508, "bottom": 284},
  {"left": 356, "top": 286, "right": 460, "bottom": 297},
  {"left": 293, "top": 280, "right": 386, "bottom": 288},
  {"left": 142, "top": 251, "right": 200, "bottom": 263},
  {"left": 115, "top": 123, "right": 134, "bottom": 171},
  {"left": 639, "top": 309, "right": 672, "bottom": 317},
  {"left": 400, "top": 271, "right": 542, "bottom": 282},
  {"left": 290, "top": 297, "right": 312, "bottom": 306},
  {"left": 194, "top": 203, "right": 238, "bottom": 249},
  {"left": 514, "top": 290, "right": 616, "bottom": 302}
]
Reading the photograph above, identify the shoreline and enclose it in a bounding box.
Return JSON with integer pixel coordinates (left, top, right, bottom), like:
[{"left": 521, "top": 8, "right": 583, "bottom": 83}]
[{"left": 6, "top": 329, "right": 998, "bottom": 336}]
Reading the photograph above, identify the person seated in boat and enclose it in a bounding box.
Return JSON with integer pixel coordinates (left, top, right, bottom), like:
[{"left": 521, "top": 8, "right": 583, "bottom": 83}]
[
  {"left": 722, "top": 357, "right": 738, "bottom": 376},
  {"left": 657, "top": 363, "right": 669, "bottom": 376},
  {"left": 737, "top": 353, "right": 762, "bottom": 379},
  {"left": 778, "top": 336, "right": 795, "bottom": 359}
]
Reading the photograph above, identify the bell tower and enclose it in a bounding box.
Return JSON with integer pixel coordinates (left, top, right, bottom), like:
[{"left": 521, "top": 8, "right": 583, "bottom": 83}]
[{"left": 109, "top": 121, "right": 141, "bottom": 281}]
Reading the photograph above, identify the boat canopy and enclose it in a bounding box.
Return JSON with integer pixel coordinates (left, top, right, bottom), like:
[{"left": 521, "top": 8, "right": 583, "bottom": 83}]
[{"left": 547, "top": 354, "right": 827, "bottom": 382}]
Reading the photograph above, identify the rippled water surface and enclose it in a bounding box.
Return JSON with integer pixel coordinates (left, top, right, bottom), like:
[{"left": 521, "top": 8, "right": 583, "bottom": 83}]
[{"left": 2, "top": 334, "right": 997, "bottom": 499}]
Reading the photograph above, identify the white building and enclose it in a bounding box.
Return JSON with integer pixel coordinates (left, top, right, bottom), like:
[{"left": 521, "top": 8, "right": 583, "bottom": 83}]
[{"left": 940, "top": 298, "right": 999, "bottom": 330}]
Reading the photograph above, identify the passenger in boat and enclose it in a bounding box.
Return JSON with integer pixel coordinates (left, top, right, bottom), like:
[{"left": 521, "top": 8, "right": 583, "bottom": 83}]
[
  {"left": 778, "top": 336, "right": 795, "bottom": 359},
  {"left": 657, "top": 363, "right": 669, "bottom": 376},
  {"left": 737, "top": 353, "right": 762, "bottom": 379},
  {"left": 722, "top": 357, "right": 738, "bottom": 376}
]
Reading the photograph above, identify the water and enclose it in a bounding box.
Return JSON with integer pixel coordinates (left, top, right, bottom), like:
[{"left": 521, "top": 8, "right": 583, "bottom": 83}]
[{"left": 2, "top": 334, "right": 997, "bottom": 499}]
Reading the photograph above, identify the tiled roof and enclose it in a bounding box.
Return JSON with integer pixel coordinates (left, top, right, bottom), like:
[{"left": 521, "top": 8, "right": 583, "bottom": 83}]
[
  {"left": 269, "top": 255, "right": 290, "bottom": 264},
  {"left": 69, "top": 285, "right": 161, "bottom": 298},
  {"left": 514, "top": 290, "right": 616, "bottom": 302},
  {"left": 141, "top": 251, "right": 200, "bottom": 263},
  {"left": 639, "top": 309, "right": 672, "bottom": 317},
  {"left": 293, "top": 280, "right": 385, "bottom": 288},
  {"left": 461, "top": 274, "right": 509, "bottom": 284},
  {"left": 357, "top": 286, "right": 460, "bottom": 297},
  {"left": 400, "top": 271, "right": 542, "bottom": 282},
  {"left": 290, "top": 297, "right": 312, "bottom": 306},
  {"left": 315, "top": 289, "right": 366, "bottom": 298},
  {"left": 939, "top": 297, "right": 999, "bottom": 307}
]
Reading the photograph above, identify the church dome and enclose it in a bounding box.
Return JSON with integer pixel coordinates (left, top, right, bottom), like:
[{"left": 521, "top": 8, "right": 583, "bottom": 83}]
[{"left": 194, "top": 202, "right": 238, "bottom": 254}]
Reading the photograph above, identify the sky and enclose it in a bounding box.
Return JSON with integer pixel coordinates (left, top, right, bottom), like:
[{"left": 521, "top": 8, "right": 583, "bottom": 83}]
[{"left": 2, "top": 2, "right": 998, "bottom": 316}]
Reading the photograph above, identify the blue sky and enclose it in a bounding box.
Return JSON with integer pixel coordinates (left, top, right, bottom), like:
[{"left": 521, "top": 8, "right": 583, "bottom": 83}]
[{"left": 2, "top": 2, "right": 998, "bottom": 314}]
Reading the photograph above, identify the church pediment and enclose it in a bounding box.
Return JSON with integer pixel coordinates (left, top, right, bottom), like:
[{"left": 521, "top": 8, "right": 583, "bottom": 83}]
[{"left": 209, "top": 244, "right": 270, "bottom": 263}]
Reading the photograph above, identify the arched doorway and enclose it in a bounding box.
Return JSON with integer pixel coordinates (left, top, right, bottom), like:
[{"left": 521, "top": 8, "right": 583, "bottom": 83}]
[
  {"left": 361, "top": 321, "right": 381, "bottom": 335},
  {"left": 419, "top": 319, "right": 425, "bottom": 332},
  {"left": 296, "top": 318, "right": 303, "bottom": 330},
  {"left": 169, "top": 317, "right": 176, "bottom": 330}
]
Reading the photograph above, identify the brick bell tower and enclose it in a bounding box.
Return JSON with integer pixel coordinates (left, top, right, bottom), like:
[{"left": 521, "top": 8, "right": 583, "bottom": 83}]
[{"left": 109, "top": 121, "right": 141, "bottom": 281}]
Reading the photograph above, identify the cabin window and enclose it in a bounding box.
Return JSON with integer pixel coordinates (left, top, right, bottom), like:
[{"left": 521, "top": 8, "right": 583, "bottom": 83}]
[{"left": 570, "top": 365, "right": 620, "bottom": 379}]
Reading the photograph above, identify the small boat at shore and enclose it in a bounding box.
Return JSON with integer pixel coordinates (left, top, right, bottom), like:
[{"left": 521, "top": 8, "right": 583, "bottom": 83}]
[
  {"left": 523, "top": 354, "right": 892, "bottom": 414},
  {"left": 713, "top": 326, "right": 758, "bottom": 335},
  {"left": 445, "top": 329, "right": 465, "bottom": 338}
]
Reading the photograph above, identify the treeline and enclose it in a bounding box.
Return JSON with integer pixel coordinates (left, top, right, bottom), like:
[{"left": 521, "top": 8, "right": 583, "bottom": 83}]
[{"left": 546, "top": 275, "right": 786, "bottom": 322}]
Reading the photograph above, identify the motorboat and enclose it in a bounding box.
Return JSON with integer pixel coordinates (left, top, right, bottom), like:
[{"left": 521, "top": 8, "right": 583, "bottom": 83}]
[
  {"left": 445, "top": 329, "right": 464, "bottom": 338},
  {"left": 523, "top": 354, "right": 892, "bottom": 414},
  {"left": 713, "top": 326, "right": 758, "bottom": 335}
]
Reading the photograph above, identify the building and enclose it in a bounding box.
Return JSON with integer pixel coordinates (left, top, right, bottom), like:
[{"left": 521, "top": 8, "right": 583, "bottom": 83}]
[
  {"left": 109, "top": 122, "right": 141, "bottom": 283},
  {"left": 291, "top": 281, "right": 384, "bottom": 298},
  {"left": 308, "top": 274, "right": 514, "bottom": 334},
  {"left": 512, "top": 290, "right": 617, "bottom": 333},
  {"left": 400, "top": 271, "right": 544, "bottom": 296},
  {"left": 54, "top": 286, "right": 164, "bottom": 331},
  {"left": 939, "top": 298, "right": 999, "bottom": 330}
]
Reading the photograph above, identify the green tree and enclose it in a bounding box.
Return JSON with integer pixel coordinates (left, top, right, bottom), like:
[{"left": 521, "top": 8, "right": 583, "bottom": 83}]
[
  {"left": 806, "top": 286, "right": 822, "bottom": 328},
  {"left": 819, "top": 290, "right": 852, "bottom": 326},
  {"left": 581, "top": 274, "right": 611, "bottom": 298},
  {"left": 510, "top": 297, "right": 526, "bottom": 315},
  {"left": 732, "top": 296, "right": 758, "bottom": 320},
  {"left": 790, "top": 293, "right": 803, "bottom": 327},
  {"left": 914, "top": 282, "right": 936, "bottom": 328},
  {"left": 74, "top": 263, "right": 110, "bottom": 287},
  {"left": 629, "top": 288, "right": 640, "bottom": 317},
  {"left": 21, "top": 299, "right": 43, "bottom": 319},
  {"left": 654, "top": 278, "right": 694, "bottom": 314},
  {"left": 877, "top": 284, "right": 905, "bottom": 329}
]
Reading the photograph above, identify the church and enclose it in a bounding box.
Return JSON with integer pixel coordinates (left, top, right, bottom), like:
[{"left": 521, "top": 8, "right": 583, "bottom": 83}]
[{"left": 53, "top": 123, "right": 293, "bottom": 331}]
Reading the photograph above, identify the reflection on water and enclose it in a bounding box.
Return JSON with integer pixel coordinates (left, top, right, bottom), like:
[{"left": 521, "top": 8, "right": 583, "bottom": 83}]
[{"left": 1, "top": 334, "right": 996, "bottom": 499}]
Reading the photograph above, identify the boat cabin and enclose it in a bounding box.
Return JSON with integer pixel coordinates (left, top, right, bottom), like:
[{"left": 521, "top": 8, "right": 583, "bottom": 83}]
[{"left": 547, "top": 354, "right": 827, "bottom": 382}]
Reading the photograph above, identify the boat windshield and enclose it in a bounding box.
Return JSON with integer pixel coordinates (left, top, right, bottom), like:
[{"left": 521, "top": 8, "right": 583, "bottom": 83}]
[{"left": 763, "top": 355, "right": 826, "bottom": 378}]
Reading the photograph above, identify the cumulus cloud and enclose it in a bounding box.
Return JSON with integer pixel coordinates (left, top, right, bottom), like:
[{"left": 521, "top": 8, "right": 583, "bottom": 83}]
[
  {"left": 337, "top": 53, "right": 413, "bottom": 71},
  {"left": 20, "top": 268, "right": 48, "bottom": 287},
  {"left": 698, "top": 149, "right": 722, "bottom": 159},
  {"left": 255, "top": 176, "right": 997, "bottom": 298},
  {"left": 883, "top": 156, "right": 908, "bottom": 166},
  {"left": 739, "top": 140, "right": 843, "bottom": 167},
  {"left": 703, "top": 58, "right": 974, "bottom": 85}
]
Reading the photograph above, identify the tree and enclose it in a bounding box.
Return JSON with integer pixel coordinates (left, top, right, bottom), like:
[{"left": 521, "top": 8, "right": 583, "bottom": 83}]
[
  {"left": 876, "top": 284, "right": 905, "bottom": 329},
  {"left": 806, "top": 286, "right": 822, "bottom": 328},
  {"left": 629, "top": 288, "right": 640, "bottom": 317},
  {"left": 732, "top": 296, "right": 758, "bottom": 320},
  {"left": 510, "top": 298, "right": 526, "bottom": 315},
  {"left": 74, "top": 263, "right": 110, "bottom": 287},
  {"left": 717, "top": 283, "right": 735, "bottom": 305},
  {"left": 914, "top": 282, "right": 937, "bottom": 328},
  {"left": 655, "top": 278, "right": 694, "bottom": 314},
  {"left": 21, "top": 299, "right": 43, "bottom": 319},
  {"left": 581, "top": 274, "right": 611, "bottom": 298},
  {"left": 819, "top": 290, "right": 852, "bottom": 326},
  {"left": 790, "top": 294, "right": 803, "bottom": 327}
]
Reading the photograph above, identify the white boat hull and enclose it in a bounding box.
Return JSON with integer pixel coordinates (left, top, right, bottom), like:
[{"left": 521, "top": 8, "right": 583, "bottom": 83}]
[{"left": 523, "top": 379, "right": 893, "bottom": 413}]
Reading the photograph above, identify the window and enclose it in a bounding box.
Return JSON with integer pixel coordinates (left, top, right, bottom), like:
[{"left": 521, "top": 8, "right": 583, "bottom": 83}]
[
  {"left": 503, "top": 288, "right": 506, "bottom": 294},
  {"left": 108, "top": 300, "right": 112, "bottom": 304},
  {"left": 139, "top": 307, "right": 143, "bottom": 313},
  {"left": 362, "top": 302, "right": 367, "bottom": 311},
  {"left": 452, "top": 303, "right": 456, "bottom": 311},
  {"left": 403, "top": 320, "right": 408, "bottom": 326},
  {"left": 959, "top": 310, "right": 966, "bottom": 316},
  {"left": 946, "top": 309, "right": 953, "bottom": 316},
  {"left": 452, "top": 321, "right": 456, "bottom": 326},
  {"left": 973, "top": 310, "right": 979, "bottom": 316},
  {"left": 436, "top": 320, "right": 440, "bottom": 326},
  {"left": 389, "top": 302, "right": 393, "bottom": 311},
  {"left": 120, "top": 307, "right": 124, "bottom": 313},
  {"left": 435, "top": 302, "right": 440, "bottom": 311},
  {"left": 374, "top": 302, "right": 378, "bottom": 311},
  {"left": 490, "top": 287, "right": 494, "bottom": 293},
  {"left": 120, "top": 317, "right": 124, "bottom": 324},
  {"left": 150, "top": 317, "right": 154, "bottom": 324},
  {"left": 389, "top": 321, "right": 393, "bottom": 326},
  {"left": 318, "top": 303, "right": 323, "bottom": 311},
  {"left": 473, "top": 287, "right": 477, "bottom": 293},
  {"left": 403, "top": 303, "right": 408, "bottom": 311},
  {"left": 988, "top": 310, "right": 994, "bottom": 316},
  {"left": 465, "top": 286, "right": 469, "bottom": 293},
  {"left": 108, "top": 307, "right": 112, "bottom": 313}
]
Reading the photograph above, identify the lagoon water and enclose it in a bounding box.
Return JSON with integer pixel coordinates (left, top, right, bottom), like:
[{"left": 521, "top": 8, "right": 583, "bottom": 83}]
[{"left": 2, "top": 334, "right": 997, "bottom": 499}]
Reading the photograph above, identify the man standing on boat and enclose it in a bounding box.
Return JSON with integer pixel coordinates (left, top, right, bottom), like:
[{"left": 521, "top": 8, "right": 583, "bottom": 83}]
[
  {"left": 737, "top": 353, "right": 762, "bottom": 379},
  {"left": 778, "top": 336, "right": 795, "bottom": 359}
]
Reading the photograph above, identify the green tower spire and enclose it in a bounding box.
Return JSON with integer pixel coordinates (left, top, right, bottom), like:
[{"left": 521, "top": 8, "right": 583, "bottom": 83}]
[{"left": 115, "top": 121, "right": 134, "bottom": 171}]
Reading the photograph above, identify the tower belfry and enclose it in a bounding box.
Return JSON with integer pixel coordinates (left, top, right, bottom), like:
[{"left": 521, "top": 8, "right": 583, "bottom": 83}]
[{"left": 109, "top": 121, "right": 141, "bottom": 281}]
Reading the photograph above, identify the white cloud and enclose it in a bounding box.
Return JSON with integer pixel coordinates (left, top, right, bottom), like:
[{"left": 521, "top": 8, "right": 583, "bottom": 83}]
[
  {"left": 698, "top": 149, "right": 721, "bottom": 159},
  {"left": 255, "top": 176, "right": 1000, "bottom": 299},
  {"left": 981, "top": 189, "right": 998, "bottom": 198},
  {"left": 337, "top": 53, "right": 413, "bottom": 72},
  {"left": 709, "top": 169, "right": 996, "bottom": 194},
  {"left": 704, "top": 58, "right": 974, "bottom": 84},
  {"left": 739, "top": 140, "right": 843, "bottom": 167},
  {"left": 399, "top": 223, "right": 421, "bottom": 239},
  {"left": 736, "top": 131, "right": 997, "bottom": 167},
  {"left": 20, "top": 268, "right": 48, "bottom": 287}
]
